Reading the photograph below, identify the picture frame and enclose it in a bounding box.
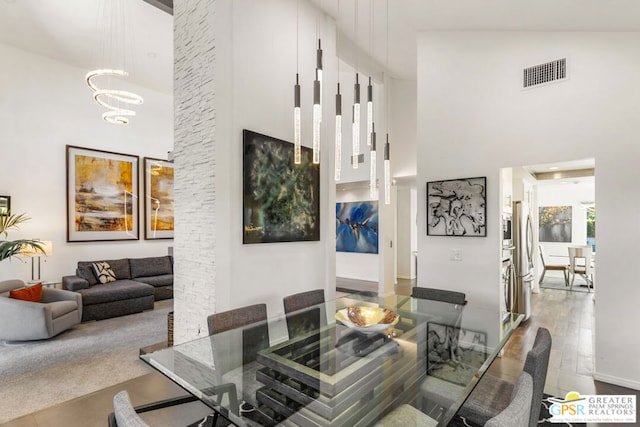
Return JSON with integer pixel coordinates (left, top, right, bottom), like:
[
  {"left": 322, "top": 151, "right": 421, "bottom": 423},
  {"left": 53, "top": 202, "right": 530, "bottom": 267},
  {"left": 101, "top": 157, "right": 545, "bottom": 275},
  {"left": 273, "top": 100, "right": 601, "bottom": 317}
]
[
  {"left": 66, "top": 145, "right": 139, "bottom": 242},
  {"left": 0, "top": 195, "right": 9, "bottom": 216},
  {"left": 426, "top": 322, "right": 487, "bottom": 386},
  {"left": 243, "top": 129, "right": 320, "bottom": 244},
  {"left": 426, "top": 176, "right": 487, "bottom": 237},
  {"left": 143, "top": 157, "right": 174, "bottom": 240},
  {"left": 336, "top": 201, "right": 379, "bottom": 253}
]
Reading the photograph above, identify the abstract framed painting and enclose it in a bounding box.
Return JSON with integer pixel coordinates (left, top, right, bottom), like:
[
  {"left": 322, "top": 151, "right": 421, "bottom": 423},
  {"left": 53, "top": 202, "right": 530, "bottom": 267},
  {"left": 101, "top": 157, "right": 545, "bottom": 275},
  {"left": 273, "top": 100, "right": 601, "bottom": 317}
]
[
  {"left": 66, "top": 145, "right": 139, "bottom": 242},
  {"left": 539, "top": 206, "right": 572, "bottom": 242},
  {"left": 427, "top": 177, "right": 487, "bottom": 237},
  {"left": 243, "top": 129, "right": 320, "bottom": 244},
  {"left": 144, "top": 157, "right": 174, "bottom": 240},
  {"left": 336, "top": 201, "right": 379, "bottom": 254}
]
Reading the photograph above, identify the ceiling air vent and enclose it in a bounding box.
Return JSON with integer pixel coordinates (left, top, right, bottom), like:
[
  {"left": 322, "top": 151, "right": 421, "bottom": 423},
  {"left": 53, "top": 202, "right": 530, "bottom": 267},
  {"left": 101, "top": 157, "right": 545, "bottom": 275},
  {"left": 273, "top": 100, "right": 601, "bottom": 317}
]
[{"left": 523, "top": 58, "right": 567, "bottom": 88}]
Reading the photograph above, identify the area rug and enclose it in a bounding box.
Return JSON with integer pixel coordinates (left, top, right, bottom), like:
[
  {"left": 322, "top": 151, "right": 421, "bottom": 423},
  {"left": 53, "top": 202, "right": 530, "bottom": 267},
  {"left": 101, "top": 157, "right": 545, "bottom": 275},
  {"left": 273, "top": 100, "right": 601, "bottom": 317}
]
[
  {"left": 448, "top": 394, "right": 586, "bottom": 426},
  {"left": 540, "top": 273, "right": 592, "bottom": 293},
  {"left": 0, "top": 303, "right": 171, "bottom": 424}
]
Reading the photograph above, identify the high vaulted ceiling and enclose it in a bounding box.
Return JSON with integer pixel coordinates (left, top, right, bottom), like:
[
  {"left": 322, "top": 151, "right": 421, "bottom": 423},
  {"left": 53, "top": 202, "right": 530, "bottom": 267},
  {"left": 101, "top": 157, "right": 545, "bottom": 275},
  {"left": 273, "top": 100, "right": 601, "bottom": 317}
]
[{"left": 2, "top": 0, "right": 640, "bottom": 94}]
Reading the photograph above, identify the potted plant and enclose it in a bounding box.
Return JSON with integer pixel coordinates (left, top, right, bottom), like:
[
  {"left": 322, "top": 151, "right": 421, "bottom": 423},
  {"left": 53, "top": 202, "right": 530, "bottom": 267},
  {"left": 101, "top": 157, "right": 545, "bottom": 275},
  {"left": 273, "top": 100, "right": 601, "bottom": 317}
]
[{"left": 0, "top": 213, "right": 44, "bottom": 262}]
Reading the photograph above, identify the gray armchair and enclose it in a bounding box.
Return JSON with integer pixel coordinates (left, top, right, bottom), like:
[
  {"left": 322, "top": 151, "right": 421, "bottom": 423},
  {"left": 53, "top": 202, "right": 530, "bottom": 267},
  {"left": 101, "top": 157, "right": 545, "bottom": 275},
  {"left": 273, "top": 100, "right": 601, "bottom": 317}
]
[{"left": 0, "top": 279, "right": 82, "bottom": 341}]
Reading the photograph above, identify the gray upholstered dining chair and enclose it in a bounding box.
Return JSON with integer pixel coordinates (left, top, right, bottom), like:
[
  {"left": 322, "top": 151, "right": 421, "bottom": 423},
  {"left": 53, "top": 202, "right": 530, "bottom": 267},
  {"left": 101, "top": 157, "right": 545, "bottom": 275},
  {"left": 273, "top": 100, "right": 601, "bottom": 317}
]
[
  {"left": 458, "top": 327, "right": 552, "bottom": 427},
  {"left": 485, "top": 371, "right": 533, "bottom": 427},
  {"left": 283, "top": 289, "right": 325, "bottom": 339},
  {"left": 411, "top": 286, "right": 467, "bottom": 305}
]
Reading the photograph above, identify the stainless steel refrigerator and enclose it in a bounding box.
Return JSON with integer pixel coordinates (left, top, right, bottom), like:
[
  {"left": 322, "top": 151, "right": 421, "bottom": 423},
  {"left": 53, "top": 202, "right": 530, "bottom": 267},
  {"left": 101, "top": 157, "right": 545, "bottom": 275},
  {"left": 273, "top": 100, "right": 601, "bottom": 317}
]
[{"left": 510, "top": 201, "right": 533, "bottom": 320}]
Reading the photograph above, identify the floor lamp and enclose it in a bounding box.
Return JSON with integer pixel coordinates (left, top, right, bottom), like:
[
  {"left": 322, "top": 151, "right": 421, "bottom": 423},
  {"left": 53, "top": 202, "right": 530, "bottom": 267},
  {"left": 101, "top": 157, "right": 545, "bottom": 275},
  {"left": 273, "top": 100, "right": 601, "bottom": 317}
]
[{"left": 20, "top": 241, "right": 53, "bottom": 282}]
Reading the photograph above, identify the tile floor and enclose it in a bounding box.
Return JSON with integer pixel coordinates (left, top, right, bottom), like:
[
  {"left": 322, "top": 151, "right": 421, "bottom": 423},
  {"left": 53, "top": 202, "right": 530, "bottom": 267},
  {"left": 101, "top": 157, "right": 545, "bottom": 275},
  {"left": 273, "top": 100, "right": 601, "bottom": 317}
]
[{"left": 3, "top": 277, "right": 638, "bottom": 427}]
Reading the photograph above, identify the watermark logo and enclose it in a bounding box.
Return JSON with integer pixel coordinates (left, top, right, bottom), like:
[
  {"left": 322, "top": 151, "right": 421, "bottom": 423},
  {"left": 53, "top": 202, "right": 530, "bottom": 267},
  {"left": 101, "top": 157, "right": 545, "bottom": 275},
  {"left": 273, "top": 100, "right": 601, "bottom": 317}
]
[{"left": 549, "top": 391, "right": 636, "bottom": 423}]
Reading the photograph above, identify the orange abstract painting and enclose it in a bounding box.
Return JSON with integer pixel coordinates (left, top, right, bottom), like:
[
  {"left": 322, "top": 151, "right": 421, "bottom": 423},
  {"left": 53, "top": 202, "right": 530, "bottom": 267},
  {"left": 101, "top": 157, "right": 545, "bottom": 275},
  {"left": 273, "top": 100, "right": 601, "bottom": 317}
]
[{"left": 67, "top": 146, "right": 139, "bottom": 241}]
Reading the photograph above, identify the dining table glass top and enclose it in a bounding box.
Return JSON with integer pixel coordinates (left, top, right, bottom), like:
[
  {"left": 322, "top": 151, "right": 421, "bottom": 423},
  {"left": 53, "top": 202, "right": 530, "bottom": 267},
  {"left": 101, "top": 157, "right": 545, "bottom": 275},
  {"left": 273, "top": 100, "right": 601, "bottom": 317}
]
[{"left": 141, "top": 293, "right": 523, "bottom": 427}]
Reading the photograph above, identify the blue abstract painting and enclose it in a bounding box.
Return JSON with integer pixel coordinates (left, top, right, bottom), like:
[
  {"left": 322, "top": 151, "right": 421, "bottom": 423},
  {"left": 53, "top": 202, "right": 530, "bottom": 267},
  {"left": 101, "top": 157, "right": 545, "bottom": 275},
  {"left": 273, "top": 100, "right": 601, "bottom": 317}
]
[{"left": 336, "top": 201, "right": 379, "bottom": 253}]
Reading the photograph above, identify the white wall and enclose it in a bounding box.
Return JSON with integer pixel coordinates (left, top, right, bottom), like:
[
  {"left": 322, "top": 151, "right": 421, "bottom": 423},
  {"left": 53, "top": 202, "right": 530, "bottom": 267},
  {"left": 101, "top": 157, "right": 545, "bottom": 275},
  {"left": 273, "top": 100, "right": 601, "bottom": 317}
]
[
  {"left": 0, "top": 43, "right": 173, "bottom": 283},
  {"left": 200, "top": 0, "right": 338, "bottom": 319},
  {"left": 396, "top": 186, "right": 417, "bottom": 279},
  {"left": 417, "top": 31, "right": 640, "bottom": 390}
]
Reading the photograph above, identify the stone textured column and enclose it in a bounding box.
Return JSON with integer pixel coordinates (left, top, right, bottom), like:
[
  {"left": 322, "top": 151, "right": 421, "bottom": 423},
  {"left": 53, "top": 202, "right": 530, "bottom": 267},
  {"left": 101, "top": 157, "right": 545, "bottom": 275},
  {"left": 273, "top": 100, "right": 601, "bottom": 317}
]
[{"left": 173, "top": 0, "right": 217, "bottom": 343}]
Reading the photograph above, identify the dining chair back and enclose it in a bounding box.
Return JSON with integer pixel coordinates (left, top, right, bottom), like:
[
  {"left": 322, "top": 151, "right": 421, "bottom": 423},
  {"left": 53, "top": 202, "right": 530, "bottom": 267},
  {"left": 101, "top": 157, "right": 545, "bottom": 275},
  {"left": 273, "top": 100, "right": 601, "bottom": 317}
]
[
  {"left": 207, "top": 303, "right": 269, "bottom": 365},
  {"left": 283, "top": 289, "right": 325, "bottom": 313},
  {"left": 568, "top": 246, "right": 594, "bottom": 291},
  {"left": 411, "top": 287, "right": 467, "bottom": 305},
  {"left": 283, "top": 289, "right": 325, "bottom": 339},
  {"left": 111, "top": 391, "right": 150, "bottom": 427},
  {"left": 523, "top": 327, "right": 552, "bottom": 427},
  {"left": 485, "top": 372, "right": 533, "bottom": 427},
  {"left": 538, "top": 245, "right": 568, "bottom": 286}
]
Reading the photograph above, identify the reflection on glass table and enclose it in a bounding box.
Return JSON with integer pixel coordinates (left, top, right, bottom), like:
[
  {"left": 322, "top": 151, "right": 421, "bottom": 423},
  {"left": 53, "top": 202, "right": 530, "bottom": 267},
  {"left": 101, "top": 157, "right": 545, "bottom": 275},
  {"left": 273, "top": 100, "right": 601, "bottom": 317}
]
[{"left": 141, "top": 294, "right": 523, "bottom": 427}]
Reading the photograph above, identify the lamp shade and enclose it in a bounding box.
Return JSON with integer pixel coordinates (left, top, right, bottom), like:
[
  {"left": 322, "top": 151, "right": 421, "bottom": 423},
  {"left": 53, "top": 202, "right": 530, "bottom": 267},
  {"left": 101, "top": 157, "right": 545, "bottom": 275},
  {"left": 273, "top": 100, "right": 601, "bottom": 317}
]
[{"left": 20, "top": 241, "right": 53, "bottom": 257}]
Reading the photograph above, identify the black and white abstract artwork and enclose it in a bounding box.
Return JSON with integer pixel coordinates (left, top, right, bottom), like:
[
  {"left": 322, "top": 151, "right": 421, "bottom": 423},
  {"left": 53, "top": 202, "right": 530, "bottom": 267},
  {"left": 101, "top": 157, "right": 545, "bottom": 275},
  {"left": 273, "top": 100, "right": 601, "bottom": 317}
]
[
  {"left": 427, "top": 177, "right": 487, "bottom": 237},
  {"left": 539, "top": 206, "right": 572, "bottom": 242}
]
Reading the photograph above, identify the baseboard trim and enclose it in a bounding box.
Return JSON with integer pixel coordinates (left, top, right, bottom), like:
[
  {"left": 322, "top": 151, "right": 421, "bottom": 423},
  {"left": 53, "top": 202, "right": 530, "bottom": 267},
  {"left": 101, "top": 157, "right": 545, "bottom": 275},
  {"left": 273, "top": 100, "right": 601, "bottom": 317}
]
[
  {"left": 593, "top": 372, "right": 640, "bottom": 391},
  {"left": 397, "top": 275, "right": 416, "bottom": 280}
]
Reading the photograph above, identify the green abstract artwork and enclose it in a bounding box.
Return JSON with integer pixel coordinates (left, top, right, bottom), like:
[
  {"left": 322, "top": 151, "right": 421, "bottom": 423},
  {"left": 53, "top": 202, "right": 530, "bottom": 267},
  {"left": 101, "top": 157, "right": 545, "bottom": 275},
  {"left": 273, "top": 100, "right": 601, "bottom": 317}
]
[{"left": 243, "top": 130, "right": 320, "bottom": 244}]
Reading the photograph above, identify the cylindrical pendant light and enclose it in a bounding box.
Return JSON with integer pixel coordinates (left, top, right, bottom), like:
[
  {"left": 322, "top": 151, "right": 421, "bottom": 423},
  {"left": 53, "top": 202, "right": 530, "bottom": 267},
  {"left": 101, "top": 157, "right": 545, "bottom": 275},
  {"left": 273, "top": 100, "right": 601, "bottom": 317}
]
[
  {"left": 366, "top": 77, "right": 373, "bottom": 146},
  {"left": 294, "top": 73, "right": 301, "bottom": 164},
  {"left": 370, "top": 123, "right": 377, "bottom": 198},
  {"left": 312, "top": 70, "right": 321, "bottom": 164},
  {"left": 384, "top": 134, "right": 391, "bottom": 205},
  {"left": 316, "top": 38, "right": 323, "bottom": 121},
  {"left": 293, "top": 0, "right": 301, "bottom": 164},
  {"left": 352, "top": 73, "right": 360, "bottom": 169},
  {"left": 335, "top": 83, "right": 342, "bottom": 181}
]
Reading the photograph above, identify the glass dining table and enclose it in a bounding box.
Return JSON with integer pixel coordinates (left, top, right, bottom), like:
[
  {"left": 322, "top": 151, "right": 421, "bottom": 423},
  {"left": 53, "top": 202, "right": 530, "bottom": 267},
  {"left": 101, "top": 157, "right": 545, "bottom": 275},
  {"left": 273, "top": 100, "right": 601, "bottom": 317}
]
[{"left": 141, "top": 293, "right": 523, "bottom": 427}]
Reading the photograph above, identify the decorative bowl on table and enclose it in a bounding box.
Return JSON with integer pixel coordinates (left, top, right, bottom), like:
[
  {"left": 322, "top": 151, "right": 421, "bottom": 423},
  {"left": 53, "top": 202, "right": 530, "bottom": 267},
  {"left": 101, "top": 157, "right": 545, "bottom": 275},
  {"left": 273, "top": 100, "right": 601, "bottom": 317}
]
[{"left": 335, "top": 306, "right": 399, "bottom": 334}]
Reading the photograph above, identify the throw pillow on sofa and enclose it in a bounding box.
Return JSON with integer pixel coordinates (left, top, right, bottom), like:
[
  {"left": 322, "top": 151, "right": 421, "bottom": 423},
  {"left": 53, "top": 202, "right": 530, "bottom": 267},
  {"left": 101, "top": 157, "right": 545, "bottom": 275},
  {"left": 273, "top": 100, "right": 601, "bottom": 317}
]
[
  {"left": 92, "top": 262, "right": 117, "bottom": 284},
  {"left": 9, "top": 282, "right": 43, "bottom": 302}
]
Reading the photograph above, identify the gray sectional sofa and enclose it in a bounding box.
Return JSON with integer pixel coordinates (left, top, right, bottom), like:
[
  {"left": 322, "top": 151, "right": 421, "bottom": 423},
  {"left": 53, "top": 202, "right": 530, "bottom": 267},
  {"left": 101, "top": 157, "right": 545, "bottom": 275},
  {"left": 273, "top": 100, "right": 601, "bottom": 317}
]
[{"left": 62, "top": 256, "right": 173, "bottom": 322}]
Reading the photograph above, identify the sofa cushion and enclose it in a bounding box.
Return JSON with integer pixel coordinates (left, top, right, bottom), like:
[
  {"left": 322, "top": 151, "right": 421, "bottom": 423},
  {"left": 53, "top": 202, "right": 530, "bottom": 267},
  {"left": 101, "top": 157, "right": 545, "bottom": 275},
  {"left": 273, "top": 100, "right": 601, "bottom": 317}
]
[
  {"left": 92, "top": 262, "right": 117, "bottom": 284},
  {"left": 133, "top": 274, "right": 173, "bottom": 288},
  {"left": 78, "top": 259, "right": 131, "bottom": 281},
  {"left": 78, "top": 280, "right": 154, "bottom": 306},
  {"left": 9, "top": 282, "right": 43, "bottom": 302},
  {"left": 76, "top": 265, "right": 98, "bottom": 286},
  {"left": 130, "top": 256, "right": 173, "bottom": 279}
]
